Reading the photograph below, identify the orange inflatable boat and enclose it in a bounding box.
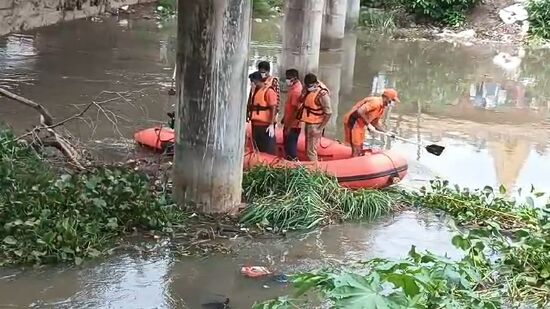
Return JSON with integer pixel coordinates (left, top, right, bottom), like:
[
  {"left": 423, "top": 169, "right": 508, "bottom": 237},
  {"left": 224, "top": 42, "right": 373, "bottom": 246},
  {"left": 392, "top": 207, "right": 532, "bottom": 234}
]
[{"left": 134, "top": 124, "right": 408, "bottom": 189}]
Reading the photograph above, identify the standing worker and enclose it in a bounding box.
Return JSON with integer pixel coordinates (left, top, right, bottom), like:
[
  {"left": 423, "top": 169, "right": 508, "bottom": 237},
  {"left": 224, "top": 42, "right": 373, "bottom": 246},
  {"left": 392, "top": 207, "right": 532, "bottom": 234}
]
[
  {"left": 247, "top": 61, "right": 279, "bottom": 122},
  {"left": 281, "top": 69, "right": 303, "bottom": 160},
  {"left": 343, "top": 89, "right": 400, "bottom": 157},
  {"left": 298, "top": 73, "right": 332, "bottom": 162},
  {"left": 248, "top": 71, "right": 278, "bottom": 155}
]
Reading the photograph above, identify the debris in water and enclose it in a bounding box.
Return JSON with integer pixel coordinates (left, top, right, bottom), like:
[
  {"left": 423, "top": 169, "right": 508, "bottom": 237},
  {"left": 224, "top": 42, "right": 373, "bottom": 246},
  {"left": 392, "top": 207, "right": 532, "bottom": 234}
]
[
  {"left": 240, "top": 266, "right": 271, "bottom": 278},
  {"left": 201, "top": 297, "right": 230, "bottom": 309},
  {"left": 273, "top": 274, "right": 289, "bottom": 283}
]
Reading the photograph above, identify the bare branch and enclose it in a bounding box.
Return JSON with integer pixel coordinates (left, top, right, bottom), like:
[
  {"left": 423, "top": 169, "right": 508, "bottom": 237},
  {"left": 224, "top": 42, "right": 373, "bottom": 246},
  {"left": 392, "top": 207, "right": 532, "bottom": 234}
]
[{"left": 0, "top": 87, "right": 54, "bottom": 125}]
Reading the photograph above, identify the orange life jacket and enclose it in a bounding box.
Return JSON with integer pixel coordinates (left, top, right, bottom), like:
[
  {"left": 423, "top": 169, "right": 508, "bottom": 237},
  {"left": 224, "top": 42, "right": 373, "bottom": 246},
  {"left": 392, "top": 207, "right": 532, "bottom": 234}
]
[
  {"left": 298, "top": 82, "right": 330, "bottom": 124},
  {"left": 248, "top": 76, "right": 279, "bottom": 106},
  {"left": 250, "top": 86, "right": 275, "bottom": 124}
]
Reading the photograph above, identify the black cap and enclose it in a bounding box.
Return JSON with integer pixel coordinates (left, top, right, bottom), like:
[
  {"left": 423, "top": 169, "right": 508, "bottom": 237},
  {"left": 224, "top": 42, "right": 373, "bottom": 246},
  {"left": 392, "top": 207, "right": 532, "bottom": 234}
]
[{"left": 249, "top": 71, "right": 263, "bottom": 82}]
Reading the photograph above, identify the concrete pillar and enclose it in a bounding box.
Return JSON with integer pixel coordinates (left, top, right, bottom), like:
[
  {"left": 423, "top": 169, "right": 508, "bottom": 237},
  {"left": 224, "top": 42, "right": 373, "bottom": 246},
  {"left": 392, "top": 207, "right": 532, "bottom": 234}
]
[
  {"left": 341, "top": 32, "right": 357, "bottom": 95},
  {"left": 345, "top": 0, "right": 360, "bottom": 30},
  {"left": 173, "top": 0, "right": 251, "bottom": 213},
  {"left": 319, "top": 50, "right": 343, "bottom": 135},
  {"left": 321, "top": 0, "right": 347, "bottom": 51},
  {"left": 282, "top": 0, "right": 324, "bottom": 75}
]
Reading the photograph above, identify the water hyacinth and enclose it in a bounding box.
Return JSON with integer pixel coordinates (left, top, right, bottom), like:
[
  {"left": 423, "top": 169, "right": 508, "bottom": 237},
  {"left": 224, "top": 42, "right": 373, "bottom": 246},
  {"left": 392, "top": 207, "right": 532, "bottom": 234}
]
[{"left": 0, "top": 129, "right": 184, "bottom": 266}]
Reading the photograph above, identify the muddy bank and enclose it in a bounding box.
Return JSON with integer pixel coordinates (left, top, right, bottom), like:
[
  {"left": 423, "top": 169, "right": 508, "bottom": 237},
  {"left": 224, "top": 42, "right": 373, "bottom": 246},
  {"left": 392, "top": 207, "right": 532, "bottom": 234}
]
[
  {"left": 0, "top": 0, "right": 156, "bottom": 36},
  {"left": 364, "top": 0, "right": 541, "bottom": 47}
]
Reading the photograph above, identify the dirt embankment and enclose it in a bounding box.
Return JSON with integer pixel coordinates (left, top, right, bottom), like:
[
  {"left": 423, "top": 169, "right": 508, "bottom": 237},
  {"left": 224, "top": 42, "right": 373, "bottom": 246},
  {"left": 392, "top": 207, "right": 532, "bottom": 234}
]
[{"left": 390, "top": 0, "right": 532, "bottom": 46}]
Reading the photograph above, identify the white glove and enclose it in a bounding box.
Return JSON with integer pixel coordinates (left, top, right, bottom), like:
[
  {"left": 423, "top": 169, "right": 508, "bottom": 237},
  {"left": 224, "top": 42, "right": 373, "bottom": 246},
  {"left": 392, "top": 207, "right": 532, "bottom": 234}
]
[
  {"left": 266, "top": 125, "right": 275, "bottom": 138},
  {"left": 367, "top": 124, "right": 376, "bottom": 133}
]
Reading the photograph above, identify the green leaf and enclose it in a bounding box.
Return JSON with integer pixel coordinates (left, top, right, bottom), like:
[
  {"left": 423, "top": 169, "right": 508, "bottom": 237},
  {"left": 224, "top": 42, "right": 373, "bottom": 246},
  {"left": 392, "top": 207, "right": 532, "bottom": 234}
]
[
  {"left": 92, "top": 198, "right": 107, "bottom": 208},
  {"left": 383, "top": 273, "right": 420, "bottom": 297},
  {"left": 451, "top": 235, "right": 470, "bottom": 250},
  {"left": 106, "top": 217, "right": 118, "bottom": 229},
  {"left": 499, "top": 184, "right": 506, "bottom": 195},
  {"left": 3, "top": 236, "right": 17, "bottom": 245},
  {"left": 328, "top": 274, "right": 406, "bottom": 309}
]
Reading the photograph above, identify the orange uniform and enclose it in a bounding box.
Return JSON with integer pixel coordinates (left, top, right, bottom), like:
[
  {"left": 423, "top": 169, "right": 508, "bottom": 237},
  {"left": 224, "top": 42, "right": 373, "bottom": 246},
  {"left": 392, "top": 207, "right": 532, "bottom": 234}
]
[
  {"left": 283, "top": 81, "right": 303, "bottom": 129},
  {"left": 250, "top": 85, "right": 278, "bottom": 125},
  {"left": 343, "top": 96, "right": 385, "bottom": 147}
]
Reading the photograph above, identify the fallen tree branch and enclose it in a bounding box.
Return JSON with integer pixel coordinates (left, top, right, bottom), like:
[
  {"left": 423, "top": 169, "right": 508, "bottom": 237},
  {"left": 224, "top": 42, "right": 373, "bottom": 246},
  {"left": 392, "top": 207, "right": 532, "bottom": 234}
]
[{"left": 0, "top": 88, "right": 54, "bottom": 125}]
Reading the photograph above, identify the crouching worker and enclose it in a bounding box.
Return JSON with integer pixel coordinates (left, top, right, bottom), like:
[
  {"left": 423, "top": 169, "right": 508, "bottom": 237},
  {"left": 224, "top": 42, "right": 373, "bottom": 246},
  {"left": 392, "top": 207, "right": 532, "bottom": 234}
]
[
  {"left": 343, "top": 88, "right": 400, "bottom": 157},
  {"left": 249, "top": 71, "right": 278, "bottom": 155}
]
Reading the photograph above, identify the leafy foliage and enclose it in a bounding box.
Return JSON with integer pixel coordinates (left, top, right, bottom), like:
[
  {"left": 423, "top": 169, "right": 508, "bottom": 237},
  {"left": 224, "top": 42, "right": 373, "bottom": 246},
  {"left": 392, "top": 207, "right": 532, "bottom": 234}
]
[
  {"left": 527, "top": 0, "right": 550, "bottom": 40},
  {"left": 400, "top": 0, "right": 481, "bottom": 27},
  {"left": 256, "top": 179, "right": 550, "bottom": 308},
  {"left": 0, "top": 129, "right": 184, "bottom": 265},
  {"left": 255, "top": 246, "right": 499, "bottom": 308},
  {"left": 252, "top": 0, "right": 283, "bottom": 18},
  {"left": 240, "top": 166, "right": 396, "bottom": 231},
  {"left": 403, "top": 179, "right": 540, "bottom": 230},
  {"left": 362, "top": 0, "right": 481, "bottom": 27}
]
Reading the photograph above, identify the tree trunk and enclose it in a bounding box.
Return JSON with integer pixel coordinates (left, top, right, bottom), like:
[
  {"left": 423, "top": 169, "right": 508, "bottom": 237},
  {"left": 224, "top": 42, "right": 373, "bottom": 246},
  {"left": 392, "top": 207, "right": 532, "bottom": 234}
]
[
  {"left": 282, "top": 0, "right": 324, "bottom": 75},
  {"left": 321, "top": 0, "right": 347, "bottom": 51},
  {"left": 173, "top": 0, "right": 251, "bottom": 213}
]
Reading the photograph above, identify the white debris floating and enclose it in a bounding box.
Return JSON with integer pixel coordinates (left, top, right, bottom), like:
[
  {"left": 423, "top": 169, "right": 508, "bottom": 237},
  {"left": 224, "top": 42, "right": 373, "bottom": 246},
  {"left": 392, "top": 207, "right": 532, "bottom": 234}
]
[{"left": 498, "top": 3, "right": 528, "bottom": 25}]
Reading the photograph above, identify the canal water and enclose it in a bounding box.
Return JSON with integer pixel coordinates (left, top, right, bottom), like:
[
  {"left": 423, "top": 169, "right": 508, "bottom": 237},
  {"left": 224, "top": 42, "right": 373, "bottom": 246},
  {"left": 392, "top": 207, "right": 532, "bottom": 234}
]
[{"left": 0, "top": 11, "right": 549, "bottom": 308}]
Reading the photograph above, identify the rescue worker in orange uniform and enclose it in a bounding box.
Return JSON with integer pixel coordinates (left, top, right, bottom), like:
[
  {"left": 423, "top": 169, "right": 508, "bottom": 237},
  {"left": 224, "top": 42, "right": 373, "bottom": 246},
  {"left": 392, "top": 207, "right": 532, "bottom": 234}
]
[
  {"left": 248, "top": 71, "right": 278, "bottom": 154},
  {"left": 298, "top": 73, "right": 332, "bottom": 161},
  {"left": 343, "top": 88, "right": 400, "bottom": 157},
  {"left": 247, "top": 61, "right": 279, "bottom": 122},
  {"left": 281, "top": 68, "right": 303, "bottom": 161}
]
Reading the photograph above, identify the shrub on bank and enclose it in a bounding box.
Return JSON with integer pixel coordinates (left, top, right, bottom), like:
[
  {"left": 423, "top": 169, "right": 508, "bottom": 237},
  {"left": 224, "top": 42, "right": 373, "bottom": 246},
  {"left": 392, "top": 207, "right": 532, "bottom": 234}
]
[
  {"left": 155, "top": 0, "right": 282, "bottom": 18},
  {"left": 361, "top": 0, "right": 481, "bottom": 27},
  {"left": 527, "top": 0, "right": 550, "bottom": 40},
  {"left": 0, "top": 129, "right": 183, "bottom": 265}
]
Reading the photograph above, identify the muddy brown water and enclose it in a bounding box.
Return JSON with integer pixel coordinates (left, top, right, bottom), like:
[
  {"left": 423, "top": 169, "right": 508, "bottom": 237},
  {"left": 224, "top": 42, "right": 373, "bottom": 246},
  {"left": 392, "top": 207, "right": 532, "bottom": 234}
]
[{"left": 1, "top": 14, "right": 550, "bottom": 308}]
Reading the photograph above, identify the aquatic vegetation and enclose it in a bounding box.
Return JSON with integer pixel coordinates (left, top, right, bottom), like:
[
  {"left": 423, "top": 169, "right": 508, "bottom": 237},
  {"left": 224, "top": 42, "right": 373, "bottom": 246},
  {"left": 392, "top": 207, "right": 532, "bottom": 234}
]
[
  {"left": 403, "top": 179, "right": 541, "bottom": 230},
  {"left": 240, "top": 166, "right": 397, "bottom": 231},
  {"left": 255, "top": 180, "right": 550, "bottom": 308},
  {"left": 255, "top": 246, "right": 499, "bottom": 308},
  {"left": 0, "top": 129, "right": 184, "bottom": 266}
]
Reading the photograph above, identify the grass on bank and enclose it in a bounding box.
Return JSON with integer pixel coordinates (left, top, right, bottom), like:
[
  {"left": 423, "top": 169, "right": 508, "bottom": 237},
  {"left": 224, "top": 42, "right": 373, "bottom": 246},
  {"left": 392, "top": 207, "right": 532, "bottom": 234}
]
[
  {"left": 0, "top": 129, "right": 184, "bottom": 266},
  {"left": 240, "top": 166, "right": 399, "bottom": 231},
  {"left": 255, "top": 180, "right": 550, "bottom": 308}
]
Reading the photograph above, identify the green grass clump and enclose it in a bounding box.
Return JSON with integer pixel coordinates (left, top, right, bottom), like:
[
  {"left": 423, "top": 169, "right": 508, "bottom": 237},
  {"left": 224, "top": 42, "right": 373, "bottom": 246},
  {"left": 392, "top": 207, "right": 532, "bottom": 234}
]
[
  {"left": 0, "top": 129, "right": 184, "bottom": 266},
  {"left": 240, "top": 166, "right": 397, "bottom": 231},
  {"left": 527, "top": 0, "right": 550, "bottom": 40},
  {"left": 359, "top": 8, "right": 397, "bottom": 32}
]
